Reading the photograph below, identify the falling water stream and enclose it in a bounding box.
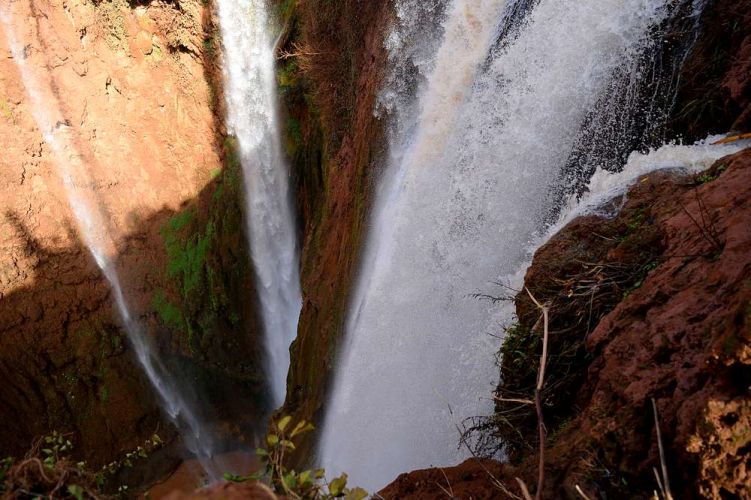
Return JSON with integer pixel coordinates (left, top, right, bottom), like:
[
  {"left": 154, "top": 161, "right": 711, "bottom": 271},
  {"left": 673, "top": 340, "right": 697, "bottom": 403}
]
[
  {"left": 0, "top": 2, "right": 225, "bottom": 480},
  {"left": 319, "top": 0, "right": 701, "bottom": 490},
  {"left": 215, "top": 0, "right": 302, "bottom": 409}
]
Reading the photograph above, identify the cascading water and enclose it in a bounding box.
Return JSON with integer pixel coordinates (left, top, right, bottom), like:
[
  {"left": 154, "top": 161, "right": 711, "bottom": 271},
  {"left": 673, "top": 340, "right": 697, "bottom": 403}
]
[
  {"left": 556, "top": 135, "right": 751, "bottom": 232},
  {"left": 320, "top": 0, "right": 684, "bottom": 490},
  {"left": 215, "top": 0, "right": 302, "bottom": 408},
  {"left": 0, "top": 2, "right": 224, "bottom": 479}
]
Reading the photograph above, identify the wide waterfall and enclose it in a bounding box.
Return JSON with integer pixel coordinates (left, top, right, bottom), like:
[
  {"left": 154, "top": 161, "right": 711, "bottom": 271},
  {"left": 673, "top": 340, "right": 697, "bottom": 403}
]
[
  {"left": 319, "top": 0, "right": 682, "bottom": 490},
  {"left": 0, "top": 2, "right": 224, "bottom": 479},
  {"left": 216, "top": 0, "right": 302, "bottom": 408}
]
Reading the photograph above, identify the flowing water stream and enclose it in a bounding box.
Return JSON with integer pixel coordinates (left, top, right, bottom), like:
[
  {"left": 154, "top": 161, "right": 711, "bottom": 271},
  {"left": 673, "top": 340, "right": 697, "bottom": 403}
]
[
  {"left": 215, "top": 0, "right": 302, "bottom": 409},
  {"left": 319, "top": 0, "right": 698, "bottom": 490}
]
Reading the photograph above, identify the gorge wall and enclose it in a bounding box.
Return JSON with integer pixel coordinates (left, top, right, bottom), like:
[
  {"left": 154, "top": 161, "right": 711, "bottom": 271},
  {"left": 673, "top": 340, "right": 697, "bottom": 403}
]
[
  {"left": 273, "top": 0, "right": 391, "bottom": 463},
  {"left": 0, "top": 0, "right": 750, "bottom": 497},
  {"left": 0, "top": 0, "right": 264, "bottom": 480}
]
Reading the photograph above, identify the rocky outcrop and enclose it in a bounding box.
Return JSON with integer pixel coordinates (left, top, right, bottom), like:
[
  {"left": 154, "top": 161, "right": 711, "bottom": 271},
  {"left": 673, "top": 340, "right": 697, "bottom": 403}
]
[
  {"left": 668, "top": 0, "right": 751, "bottom": 138},
  {"left": 274, "top": 0, "right": 391, "bottom": 463},
  {"left": 515, "top": 149, "right": 751, "bottom": 498},
  {"left": 0, "top": 0, "right": 263, "bottom": 482}
]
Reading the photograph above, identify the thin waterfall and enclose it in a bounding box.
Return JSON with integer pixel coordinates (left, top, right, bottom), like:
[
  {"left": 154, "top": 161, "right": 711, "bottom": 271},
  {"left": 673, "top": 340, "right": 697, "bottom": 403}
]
[
  {"left": 0, "top": 3, "right": 224, "bottom": 480},
  {"left": 215, "top": 0, "right": 302, "bottom": 408},
  {"left": 320, "top": 0, "right": 676, "bottom": 490}
]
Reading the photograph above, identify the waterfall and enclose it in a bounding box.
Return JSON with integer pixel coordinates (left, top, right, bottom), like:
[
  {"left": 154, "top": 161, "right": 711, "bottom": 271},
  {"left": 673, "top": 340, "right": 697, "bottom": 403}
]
[
  {"left": 320, "top": 0, "right": 679, "bottom": 490},
  {"left": 216, "top": 0, "right": 302, "bottom": 408},
  {"left": 0, "top": 2, "right": 225, "bottom": 480}
]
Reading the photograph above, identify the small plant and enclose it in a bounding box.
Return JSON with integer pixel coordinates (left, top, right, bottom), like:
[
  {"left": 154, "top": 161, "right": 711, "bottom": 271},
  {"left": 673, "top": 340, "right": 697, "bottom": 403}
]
[
  {"left": 98, "top": 433, "right": 164, "bottom": 479},
  {"left": 0, "top": 456, "right": 13, "bottom": 493},
  {"left": 1, "top": 433, "right": 98, "bottom": 499},
  {"left": 42, "top": 431, "right": 74, "bottom": 468},
  {"left": 225, "top": 416, "right": 367, "bottom": 500}
]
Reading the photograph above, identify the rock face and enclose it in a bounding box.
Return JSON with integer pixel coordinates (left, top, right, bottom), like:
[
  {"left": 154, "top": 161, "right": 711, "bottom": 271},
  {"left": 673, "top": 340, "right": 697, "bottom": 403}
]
[
  {"left": 519, "top": 150, "right": 751, "bottom": 498},
  {"left": 668, "top": 0, "right": 751, "bottom": 138},
  {"left": 274, "top": 0, "right": 391, "bottom": 463},
  {"left": 0, "top": 0, "right": 263, "bottom": 478}
]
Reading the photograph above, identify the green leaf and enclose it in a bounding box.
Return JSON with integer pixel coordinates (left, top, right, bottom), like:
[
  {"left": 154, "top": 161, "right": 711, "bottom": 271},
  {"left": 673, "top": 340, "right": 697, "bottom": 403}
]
[
  {"left": 345, "top": 487, "right": 369, "bottom": 500},
  {"left": 67, "top": 485, "right": 84, "bottom": 500},
  {"left": 280, "top": 439, "right": 296, "bottom": 450},
  {"left": 298, "top": 470, "right": 313, "bottom": 487},
  {"left": 282, "top": 471, "right": 297, "bottom": 489},
  {"left": 329, "top": 473, "right": 348, "bottom": 497},
  {"left": 277, "top": 415, "right": 293, "bottom": 433},
  {"left": 223, "top": 472, "right": 248, "bottom": 483},
  {"left": 290, "top": 421, "right": 315, "bottom": 438},
  {"left": 266, "top": 433, "right": 279, "bottom": 446},
  {"left": 255, "top": 447, "right": 269, "bottom": 457},
  {"left": 314, "top": 468, "right": 326, "bottom": 479}
]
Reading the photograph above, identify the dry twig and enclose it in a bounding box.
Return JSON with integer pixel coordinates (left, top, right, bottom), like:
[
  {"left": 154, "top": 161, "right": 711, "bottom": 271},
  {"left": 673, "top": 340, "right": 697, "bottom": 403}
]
[{"left": 525, "top": 287, "right": 550, "bottom": 500}]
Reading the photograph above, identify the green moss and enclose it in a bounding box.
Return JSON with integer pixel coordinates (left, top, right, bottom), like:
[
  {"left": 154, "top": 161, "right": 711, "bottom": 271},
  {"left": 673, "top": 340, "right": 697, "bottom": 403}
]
[
  {"left": 99, "top": 386, "right": 110, "bottom": 405},
  {"left": 212, "top": 183, "right": 224, "bottom": 203},
  {"left": 695, "top": 163, "right": 728, "bottom": 184},
  {"left": 202, "top": 36, "right": 215, "bottom": 57},
  {"left": 284, "top": 117, "right": 303, "bottom": 157},
  {"left": 161, "top": 209, "right": 216, "bottom": 299},
  {"left": 278, "top": 0, "right": 296, "bottom": 20},
  {"left": 152, "top": 289, "right": 186, "bottom": 331}
]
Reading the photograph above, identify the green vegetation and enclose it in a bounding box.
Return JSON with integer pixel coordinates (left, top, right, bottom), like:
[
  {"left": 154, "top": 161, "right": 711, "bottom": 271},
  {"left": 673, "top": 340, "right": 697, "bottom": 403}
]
[
  {"left": 153, "top": 288, "right": 186, "bottom": 331},
  {"left": 202, "top": 35, "right": 216, "bottom": 57},
  {"left": 151, "top": 132, "right": 252, "bottom": 364},
  {"left": 159, "top": 210, "right": 217, "bottom": 348},
  {"left": 225, "top": 416, "right": 367, "bottom": 500},
  {"left": 0, "top": 431, "right": 162, "bottom": 498},
  {"left": 694, "top": 163, "right": 727, "bottom": 184},
  {"left": 278, "top": 0, "right": 297, "bottom": 21}
]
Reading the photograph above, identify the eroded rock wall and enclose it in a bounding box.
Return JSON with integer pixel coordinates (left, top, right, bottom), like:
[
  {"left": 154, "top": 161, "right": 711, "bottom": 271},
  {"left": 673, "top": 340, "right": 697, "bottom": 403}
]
[
  {"left": 0, "top": 0, "right": 263, "bottom": 473},
  {"left": 274, "top": 0, "right": 391, "bottom": 463}
]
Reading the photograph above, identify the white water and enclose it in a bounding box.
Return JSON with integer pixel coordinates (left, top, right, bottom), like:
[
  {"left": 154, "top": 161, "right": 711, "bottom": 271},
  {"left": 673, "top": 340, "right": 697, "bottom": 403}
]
[
  {"left": 0, "top": 3, "right": 226, "bottom": 479},
  {"left": 320, "top": 0, "right": 675, "bottom": 490},
  {"left": 555, "top": 135, "right": 751, "bottom": 230},
  {"left": 216, "top": 0, "right": 302, "bottom": 408}
]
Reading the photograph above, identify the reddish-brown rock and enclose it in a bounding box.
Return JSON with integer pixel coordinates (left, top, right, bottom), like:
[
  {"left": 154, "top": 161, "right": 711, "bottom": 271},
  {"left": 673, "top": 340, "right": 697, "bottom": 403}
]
[
  {"left": 378, "top": 459, "right": 507, "bottom": 500},
  {"left": 162, "top": 481, "right": 280, "bottom": 500},
  {"left": 0, "top": 0, "right": 262, "bottom": 480}
]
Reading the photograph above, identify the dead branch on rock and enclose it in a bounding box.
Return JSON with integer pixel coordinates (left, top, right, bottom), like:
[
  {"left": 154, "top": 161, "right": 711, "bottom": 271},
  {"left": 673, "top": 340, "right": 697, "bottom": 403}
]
[
  {"left": 677, "top": 188, "right": 722, "bottom": 255},
  {"left": 525, "top": 287, "right": 550, "bottom": 500},
  {"left": 651, "top": 398, "right": 673, "bottom": 500}
]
